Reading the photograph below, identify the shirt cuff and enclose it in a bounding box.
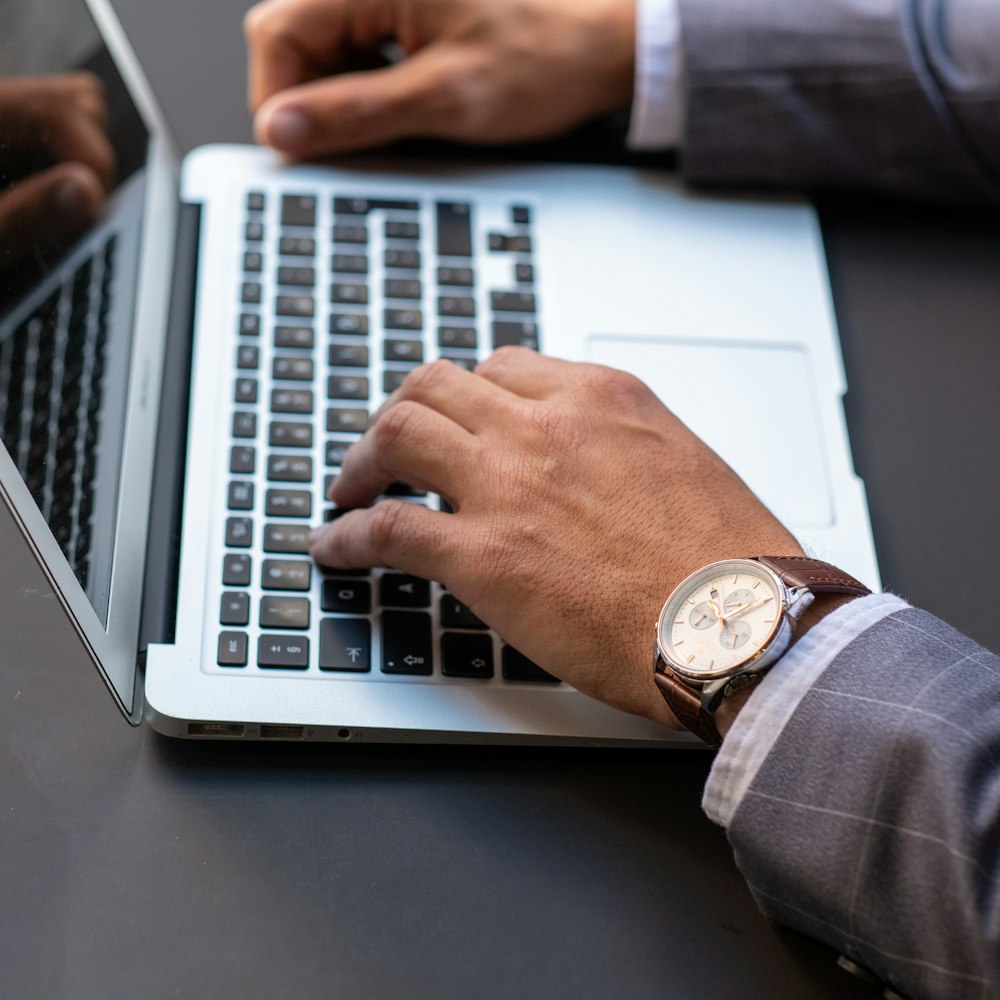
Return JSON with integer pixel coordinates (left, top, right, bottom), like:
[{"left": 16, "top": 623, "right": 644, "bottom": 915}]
[
  {"left": 627, "top": 0, "right": 686, "bottom": 149},
  {"left": 702, "top": 592, "right": 911, "bottom": 829}
]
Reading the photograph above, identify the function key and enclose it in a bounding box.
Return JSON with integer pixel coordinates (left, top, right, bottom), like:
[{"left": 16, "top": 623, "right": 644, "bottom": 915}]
[
  {"left": 326, "top": 407, "right": 368, "bottom": 434},
  {"left": 281, "top": 194, "right": 317, "bottom": 228},
  {"left": 327, "top": 375, "right": 369, "bottom": 401},
  {"left": 380, "top": 573, "right": 431, "bottom": 608},
  {"left": 279, "top": 236, "right": 316, "bottom": 256},
  {"left": 272, "top": 356, "right": 314, "bottom": 381},
  {"left": 263, "top": 523, "right": 311, "bottom": 554},
  {"left": 227, "top": 480, "right": 255, "bottom": 510},
  {"left": 441, "top": 633, "right": 494, "bottom": 678},
  {"left": 264, "top": 489, "right": 312, "bottom": 518},
  {"left": 332, "top": 222, "right": 368, "bottom": 245},
  {"left": 246, "top": 191, "right": 266, "bottom": 212},
  {"left": 259, "top": 595, "right": 310, "bottom": 630},
  {"left": 319, "top": 616, "right": 371, "bottom": 671},
  {"left": 222, "top": 553, "right": 252, "bottom": 587},
  {"left": 277, "top": 265, "right": 315, "bottom": 287},
  {"left": 328, "top": 343, "right": 369, "bottom": 368},
  {"left": 218, "top": 631, "right": 248, "bottom": 667},
  {"left": 274, "top": 325, "right": 314, "bottom": 349},
  {"left": 511, "top": 204, "right": 531, "bottom": 225},
  {"left": 271, "top": 388, "right": 314, "bottom": 414},
  {"left": 385, "top": 220, "right": 421, "bottom": 241},
  {"left": 276, "top": 294, "right": 315, "bottom": 318},
  {"left": 261, "top": 558, "right": 312, "bottom": 591},
  {"left": 321, "top": 578, "right": 372, "bottom": 614},
  {"left": 435, "top": 201, "right": 472, "bottom": 257},
  {"left": 490, "top": 291, "right": 536, "bottom": 313},
  {"left": 220, "top": 592, "right": 250, "bottom": 627},
  {"left": 329, "top": 313, "right": 369, "bottom": 337},
  {"left": 269, "top": 420, "right": 313, "bottom": 448},
  {"left": 502, "top": 646, "right": 560, "bottom": 682},
  {"left": 257, "top": 634, "right": 310, "bottom": 669},
  {"left": 381, "top": 611, "right": 433, "bottom": 674},
  {"left": 267, "top": 454, "right": 313, "bottom": 482}
]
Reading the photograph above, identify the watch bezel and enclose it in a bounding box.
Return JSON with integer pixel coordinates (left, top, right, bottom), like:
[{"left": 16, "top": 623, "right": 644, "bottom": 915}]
[{"left": 655, "top": 558, "right": 792, "bottom": 684}]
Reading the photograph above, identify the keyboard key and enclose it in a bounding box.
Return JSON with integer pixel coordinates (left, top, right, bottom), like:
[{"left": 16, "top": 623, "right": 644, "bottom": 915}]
[
  {"left": 384, "top": 307, "right": 422, "bottom": 331},
  {"left": 382, "top": 369, "right": 412, "bottom": 394},
  {"left": 277, "top": 294, "right": 315, "bottom": 318},
  {"left": 438, "top": 325, "right": 477, "bottom": 350},
  {"left": 381, "top": 611, "right": 433, "bottom": 674},
  {"left": 321, "top": 578, "right": 372, "bottom": 614},
  {"left": 247, "top": 191, "right": 266, "bottom": 212},
  {"left": 501, "top": 646, "right": 560, "bottom": 682},
  {"left": 272, "top": 356, "right": 314, "bottom": 381},
  {"left": 328, "top": 343, "right": 369, "bottom": 367},
  {"left": 271, "top": 388, "right": 314, "bottom": 414},
  {"left": 384, "top": 220, "right": 420, "bottom": 241},
  {"left": 265, "top": 489, "right": 312, "bottom": 518},
  {"left": 235, "top": 378, "right": 258, "bottom": 403},
  {"left": 488, "top": 233, "right": 532, "bottom": 253},
  {"left": 325, "top": 440, "right": 351, "bottom": 466},
  {"left": 243, "top": 251, "right": 263, "bottom": 273},
  {"left": 279, "top": 236, "right": 316, "bottom": 256},
  {"left": 384, "top": 278, "right": 421, "bottom": 300},
  {"left": 331, "top": 282, "right": 369, "bottom": 305},
  {"left": 515, "top": 263, "right": 535, "bottom": 283},
  {"left": 380, "top": 573, "right": 431, "bottom": 608},
  {"left": 277, "top": 265, "right": 315, "bottom": 287},
  {"left": 267, "top": 454, "right": 313, "bottom": 482},
  {"left": 384, "top": 339, "right": 424, "bottom": 363},
  {"left": 269, "top": 421, "right": 313, "bottom": 448},
  {"left": 383, "top": 481, "right": 426, "bottom": 497},
  {"left": 319, "top": 616, "right": 371, "bottom": 671},
  {"left": 326, "top": 407, "right": 368, "bottom": 434},
  {"left": 258, "top": 634, "right": 309, "bottom": 669},
  {"left": 261, "top": 558, "right": 312, "bottom": 591},
  {"left": 225, "top": 516, "right": 253, "bottom": 547},
  {"left": 218, "top": 631, "right": 248, "bottom": 667},
  {"left": 281, "top": 194, "right": 317, "bottom": 227},
  {"left": 436, "top": 201, "right": 472, "bottom": 257},
  {"left": 327, "top": 375, "right": 369, "bottom": 400},
  {"left": 220, "top": 592, "right": 250, "bottom": 627},
  {"left": 222, "top": 553, "right": 252, "bottom": 587},
  {"left": 438, "top": 295, "right": 475, "bottom": 318},
  {"left": 440, "top": 594, "right": 488, "bottom": 629},
  {"left": 263, "top": 523, "right": 311, "bottom": 553},
  {"left": 335, "top": 196, "right": 419, "bottom": 214},
  {"left": 441, "top": 632, "right": 494, "bottom": 678},
  {"left": 236, "top": 345, "right": 260, "bottom": 370},
  {"left": 332, "top": 223, "right": 368, "bottom": 245},
  {"left": 227, "top": 480, "right": 255, "bottom": 510},
  {"left": 241, "top": 282, "right": 262, "bottom": 305},
  {"left": 491, "top": 290, "right": 536, "bottom": 313},
  {"left": 332, "top": 253, "right": 368, "bottom": 275},
  {"left": 239, "top": 313, "right": 261, "bottom": 336},
  {"left": 384, "top": 248, "right": 421, "bottom": 270},
  {"left": 437, "top": 266, "right": 474, "bottom": 287},
  {"left": 259, "top": 595, "right": 310, "bottom": 630},
  {"left": 232, "top": 411, "right": 257, "bottom": 438},
  {"left": 230, "top": 446, "right": 255, "bottom": 474},
  {"left": 511, "top": 204, "right": 531, "bottom": 225},
  {"left": 492, "top": 320, "right": 539, "bottom": 350},
  {"left": 329, "top": 313, "right": 369, "bottom": 336},
  {"left": 440, "top": 354, "right": 476, "bottom": 370},
  {"left": 245, "top": 220, "right": 264, "bottom": 242},
  {"left": 274, "top": 325, "right": 314, "bottom": 349}
]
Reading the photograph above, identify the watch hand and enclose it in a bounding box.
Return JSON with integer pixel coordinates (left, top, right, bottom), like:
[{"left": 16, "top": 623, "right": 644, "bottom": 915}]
[{"left": 727, "top": 597, "right": 773, "bottom": 621}]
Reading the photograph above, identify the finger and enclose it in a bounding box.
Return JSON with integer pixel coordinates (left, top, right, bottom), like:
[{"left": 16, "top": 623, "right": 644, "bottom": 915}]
[
  {"left": 309, "top": 500, "right": 458, "bottom": 581},
  {"left": 245, "top": 0, "right": 394, "bottom": 111},
  {"left": 475, "top": 347, "right": 579, "bottom": 400},
  {"left": 253, "top": 50, "right": 461, "bottom": 156},
  {"left": 46, "top": 114, "right": 117, "bottom": 192},
  {"left": 0, "top": 163, "right": 105, "bottom": 261},
  {"left": 330, "top": 398, "right": 477, "bottom": 509}
]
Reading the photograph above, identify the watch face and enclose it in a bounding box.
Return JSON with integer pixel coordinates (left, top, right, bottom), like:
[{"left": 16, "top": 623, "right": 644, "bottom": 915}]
[{"left": 657, "top": 560, "right": 786, "bottom": 681}]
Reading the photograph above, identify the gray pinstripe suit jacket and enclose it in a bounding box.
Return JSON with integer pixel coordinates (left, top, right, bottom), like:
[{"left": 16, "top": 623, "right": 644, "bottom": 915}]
[
  {"left": 676, "top": 0, "right": 1000, "bottom": 203},
  {"left": 725, "top": 607, "right": 1000, "bottom": 998}
]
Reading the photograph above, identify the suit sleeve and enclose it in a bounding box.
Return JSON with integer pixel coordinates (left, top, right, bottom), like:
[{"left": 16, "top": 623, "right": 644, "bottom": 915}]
[
  {"left": 715, "top": 605, "right": 1000, "bottom": 999},
  {"left": 675, "top": 0, "right": 1000, "bottom": 203}
]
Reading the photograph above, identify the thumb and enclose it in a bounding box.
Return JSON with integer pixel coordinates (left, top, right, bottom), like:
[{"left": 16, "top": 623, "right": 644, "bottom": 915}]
[{"left": 253, "top": 51, "right": 462, "bottom": 157}]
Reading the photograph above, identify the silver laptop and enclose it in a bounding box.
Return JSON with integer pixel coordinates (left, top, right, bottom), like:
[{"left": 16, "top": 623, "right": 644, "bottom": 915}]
[{"left": 0, "top": 0, "right": 879, "bottom": 745}]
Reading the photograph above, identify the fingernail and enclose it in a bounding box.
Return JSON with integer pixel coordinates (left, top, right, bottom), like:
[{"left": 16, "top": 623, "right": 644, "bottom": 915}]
[{"left": 265, "top": 107, "right": 310, "bottom": 150}]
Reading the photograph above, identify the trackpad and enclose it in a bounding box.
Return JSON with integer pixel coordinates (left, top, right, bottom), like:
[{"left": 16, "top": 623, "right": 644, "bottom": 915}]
[{"left": 587, "top": 336, "right": 832, "bottom": 527}]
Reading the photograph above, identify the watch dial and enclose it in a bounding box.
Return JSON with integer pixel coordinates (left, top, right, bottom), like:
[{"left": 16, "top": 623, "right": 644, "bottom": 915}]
[{"left": 658, "top": 561, "right": 784, "bottom": 677}]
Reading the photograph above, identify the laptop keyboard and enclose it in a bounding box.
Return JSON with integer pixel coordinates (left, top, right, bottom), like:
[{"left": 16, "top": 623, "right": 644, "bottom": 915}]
[
  {"left": 215, "top": 188, "right": 557, "bottom": 684},
  {"left": 0, "top": 237, "right": 116, "bottom": 589}
]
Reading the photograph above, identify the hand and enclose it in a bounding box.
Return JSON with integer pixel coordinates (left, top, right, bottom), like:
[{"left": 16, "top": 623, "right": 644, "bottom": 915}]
[
  {"left": 245, "top": 0, "right": 636, "bottom": 158},
  {"left": 0, "top": 73, "right": 115, "bottom": 264},
  {"left": 309, "top": 349, "right": 804, "bottom": 728}
]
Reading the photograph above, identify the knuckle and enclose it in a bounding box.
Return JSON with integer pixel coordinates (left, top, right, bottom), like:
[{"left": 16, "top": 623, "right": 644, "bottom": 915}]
[
  {"left": 400, "top": 359, "right": 452, "bottom": 397},
  {"left": 366, "top": 499, "right": 410, "bottom": 550},
  {"left": 371, "top": 400, "right": 421, "bottom": 452},
  {"left": 580, "top": 363, "right": 647, "bottom": 402}
]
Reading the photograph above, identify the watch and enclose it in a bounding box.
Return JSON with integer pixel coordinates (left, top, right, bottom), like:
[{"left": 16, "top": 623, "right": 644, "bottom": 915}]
[{"left": 653, "top": 556, "right": 871, "bottom": 747}]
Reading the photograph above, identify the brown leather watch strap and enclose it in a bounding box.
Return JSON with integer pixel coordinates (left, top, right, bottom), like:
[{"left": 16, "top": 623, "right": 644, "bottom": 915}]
[
  {"left": 755, "top": 556, "right": 870, "bottom": 596},
  {"left": 653, "top": 670, "right": 723, "bottom": 748}
]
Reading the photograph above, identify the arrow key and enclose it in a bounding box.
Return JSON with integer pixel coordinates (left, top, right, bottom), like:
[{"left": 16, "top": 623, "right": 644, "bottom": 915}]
[
  {"left": 319, "top": 617, "right": 371, "bottom": 672},
  {"left": 382, "top": 611, "right": 432, "bottom": 675},
  {"left": 441, "top": 632, "right": 493, "bottom": 678}
]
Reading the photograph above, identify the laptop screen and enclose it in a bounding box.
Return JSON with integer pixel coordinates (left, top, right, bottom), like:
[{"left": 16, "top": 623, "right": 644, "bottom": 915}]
[{"left": 0, "top": 0, "right": 149, "bottom": 626}]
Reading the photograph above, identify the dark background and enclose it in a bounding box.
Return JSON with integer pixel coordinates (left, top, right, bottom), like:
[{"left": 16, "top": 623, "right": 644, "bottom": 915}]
[{"left": 2, "top": 0, "right": 998, "bottom": 997}]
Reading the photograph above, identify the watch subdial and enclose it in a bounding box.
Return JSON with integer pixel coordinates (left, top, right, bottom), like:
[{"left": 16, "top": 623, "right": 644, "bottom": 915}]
[
  {"left": 722, "top": 588, "right": 755, "bottom": 617},
  {"left": 718, "top": 620, "right": 752, "bottom": 650},
  {"left": 688, "top": 602, "right": 719, "bottom": 630}
]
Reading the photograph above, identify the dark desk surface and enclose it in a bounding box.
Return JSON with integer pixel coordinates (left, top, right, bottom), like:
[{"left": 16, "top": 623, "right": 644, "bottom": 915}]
[{"left": 3, "top": 1, "right": 999, "bottom": 997}]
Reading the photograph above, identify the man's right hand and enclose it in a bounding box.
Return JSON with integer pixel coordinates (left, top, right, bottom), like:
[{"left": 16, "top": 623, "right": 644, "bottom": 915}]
[{"left": 245, "top": 0, "right": 636, "bottom": 159}]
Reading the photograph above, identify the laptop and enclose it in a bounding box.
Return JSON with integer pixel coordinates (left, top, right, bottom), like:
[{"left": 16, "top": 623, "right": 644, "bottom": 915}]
[{"left": 0, "top": 0, "right": 879, "bottom": 745}]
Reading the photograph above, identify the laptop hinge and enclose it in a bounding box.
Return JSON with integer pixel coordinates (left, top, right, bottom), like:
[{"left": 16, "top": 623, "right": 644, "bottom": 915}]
[{"left": 138, "top": 200, "right": 202, "bottom": 653}]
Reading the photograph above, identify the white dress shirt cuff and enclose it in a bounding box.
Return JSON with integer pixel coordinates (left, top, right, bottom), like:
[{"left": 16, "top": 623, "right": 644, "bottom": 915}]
[
  {"left": 702, "top": 592, "right": 911, "bottom": 829},
  {"left": 627, "top": 0, "right": 685, "bottom": 149}
]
